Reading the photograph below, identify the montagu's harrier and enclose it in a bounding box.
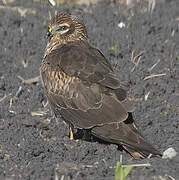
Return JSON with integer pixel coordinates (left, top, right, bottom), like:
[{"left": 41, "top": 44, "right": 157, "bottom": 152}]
[{"left": 40, "top": 13, "right": 161, "bottom": 158}]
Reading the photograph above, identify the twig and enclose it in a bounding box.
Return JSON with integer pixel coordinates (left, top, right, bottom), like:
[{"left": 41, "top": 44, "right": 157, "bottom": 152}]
[
  {"left": 82, "top": 164, "right": 96, "bottom": 168},
  {"left": 60, "top": 175, "right": 64, "bottom": 180},
  {"left": 166, "top": 175, "right": 176, "bottom": 180},
  {"left": 21, "top": 59, "right": 28, "bottom": 68},
  {"left": 148, "top": 0, "right": 156, "bottom": 14},
  {"left": 148, "top": 59, "right": 160, "bottom": 72},
  {"left": 109, "top": 163, "right": 151, "bottom": 169},
  {"left": 144, "top": 92, "right": 150, "bottom": 101},
  {"left": 48, "top": 0, "right": 56, "bottom": 6},
  {"left": 147, "top": 153, "right": 152, "bottom": 158},
  {"left": 15, "top": 86, "right": 23, "bottom": 98},
  {"left": 131, "top": 51, "right": 144, "bottom": 72},
  {"left": 54, "top": 168, "right": 59, "bottom": 180},
  {"left": 0, "top": 94, "right": 7, "bottom": 103},
  {"left": 130, "top": 50, "right": 135, "bottom": 63},
  {"left": 144, "top": 73, "right": 166, "bottom": 80},
  {"left": 18, "top": 75, "right": 40, "bottom": 84},
  {"left": 9, "top": 98, "right": 14, "bottom": 109},
  {"left": 120, "top": 154, "right": 123, "bottom": 164},
  {"left": 42, "top": 100, "right": 49, "bottom": 108},
  {"left": 122, "top": 163, "right": 151, "bottom": 168},
  {"left": 31, "top": 111, "right": 47, "bottom": 116}
]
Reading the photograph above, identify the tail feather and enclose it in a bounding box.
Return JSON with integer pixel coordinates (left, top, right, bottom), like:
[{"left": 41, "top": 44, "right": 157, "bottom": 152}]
[{"left": 91, "top": 118, "right": 161, "bottom": 158}]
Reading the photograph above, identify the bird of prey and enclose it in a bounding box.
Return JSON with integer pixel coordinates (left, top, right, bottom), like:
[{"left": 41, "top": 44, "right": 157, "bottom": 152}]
[{"left": 40, "top": 13, "right": 161, "bottom": 158}]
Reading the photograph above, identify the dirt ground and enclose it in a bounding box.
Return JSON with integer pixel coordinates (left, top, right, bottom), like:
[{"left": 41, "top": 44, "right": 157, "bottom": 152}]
[{"left": 0, "top": 0, "right": 178, "bottom": 179}]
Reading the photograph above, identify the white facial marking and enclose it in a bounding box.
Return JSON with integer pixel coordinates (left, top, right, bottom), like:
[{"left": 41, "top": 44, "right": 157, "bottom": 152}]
[{"left": 52, "top": 23, "right": 70, "bottom": 35}]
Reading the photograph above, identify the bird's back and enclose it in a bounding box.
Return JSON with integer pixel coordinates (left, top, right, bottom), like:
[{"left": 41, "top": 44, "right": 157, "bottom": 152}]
[{"left": 40, "top": 13, "right": 162, "bottom": 158}]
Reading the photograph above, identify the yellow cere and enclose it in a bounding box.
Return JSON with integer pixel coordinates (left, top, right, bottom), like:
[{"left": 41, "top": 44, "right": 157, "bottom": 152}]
[{"left": 49, "top": 27, "right": 53, "bottom": 33}]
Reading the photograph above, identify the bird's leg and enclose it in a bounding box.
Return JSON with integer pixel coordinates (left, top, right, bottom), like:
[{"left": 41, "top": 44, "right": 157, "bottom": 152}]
[
  {"left": 69, "top": 126, "right": 74, "bottom": 140},
  {"left": 69, "top": 125, "right": 90, "bottom": 141},
  {"left": 69, "top": 125, "right": 79, "bottom": 142}
]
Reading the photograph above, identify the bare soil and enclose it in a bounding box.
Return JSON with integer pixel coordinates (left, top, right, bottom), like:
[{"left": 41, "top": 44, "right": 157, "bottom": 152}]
[{"left": 0, "top": 0, "right": 178, "bottom": 179}]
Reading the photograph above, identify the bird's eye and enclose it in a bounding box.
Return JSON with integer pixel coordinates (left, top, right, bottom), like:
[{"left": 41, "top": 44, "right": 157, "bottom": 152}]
[
  {"left": 55, "top": 25, "right": 69, "bottom": 31},
  {"left": 60, "top": 26, "right": 68, "bottom": 31}
]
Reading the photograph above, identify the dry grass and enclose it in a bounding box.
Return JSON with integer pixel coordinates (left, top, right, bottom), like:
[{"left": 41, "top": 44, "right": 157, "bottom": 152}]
[
  {"left": 17, "top": 75, "right": 40, "bottom": 84},
  {"left": 143, "top": 73, "right": 166, "bottom": 80}
]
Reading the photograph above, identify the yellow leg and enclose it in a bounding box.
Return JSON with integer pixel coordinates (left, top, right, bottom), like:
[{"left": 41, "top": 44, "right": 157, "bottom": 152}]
[
  {"left": 70, "top": 128, "right": 74, "bottom": 140},
  {"left": 69, "top": 126, "right": 79, "bottom": 142}
]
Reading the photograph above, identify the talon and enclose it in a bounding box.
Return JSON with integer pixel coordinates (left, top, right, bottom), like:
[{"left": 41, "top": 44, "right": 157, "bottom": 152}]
[{"left": 69, "top": 126, "right": 79, "bottom": 142}]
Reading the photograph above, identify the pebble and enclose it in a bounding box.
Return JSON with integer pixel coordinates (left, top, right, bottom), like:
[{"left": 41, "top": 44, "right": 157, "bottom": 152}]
[{"left": 162, "top": 147, "right": 177, "bottom": 159}]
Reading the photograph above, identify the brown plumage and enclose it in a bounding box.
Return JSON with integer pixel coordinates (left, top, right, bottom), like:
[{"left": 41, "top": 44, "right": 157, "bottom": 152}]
[{"left": 40, "top": 13, "right": 161, "bottom": 158}]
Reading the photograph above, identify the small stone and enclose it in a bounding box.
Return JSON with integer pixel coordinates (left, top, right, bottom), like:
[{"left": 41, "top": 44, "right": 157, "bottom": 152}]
[
  {"left": 162, "top": 147, "right": 177, "bottom": 159},
  {"left": 117, "top": 22, "right": 126, "bottom": 28}
]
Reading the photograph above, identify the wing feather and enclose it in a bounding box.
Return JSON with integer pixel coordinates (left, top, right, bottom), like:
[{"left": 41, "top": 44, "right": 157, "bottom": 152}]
[
  {"left": 41, "top": 41, "right": 134, "bottom": 129},
  {"left": 58, "top": 42, "right": 121, "bottom": 88}
]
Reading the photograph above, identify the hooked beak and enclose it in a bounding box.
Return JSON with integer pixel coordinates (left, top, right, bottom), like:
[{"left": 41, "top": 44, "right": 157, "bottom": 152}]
[{"left": 46, "top": 27, "right": 53, "bottom": 38}]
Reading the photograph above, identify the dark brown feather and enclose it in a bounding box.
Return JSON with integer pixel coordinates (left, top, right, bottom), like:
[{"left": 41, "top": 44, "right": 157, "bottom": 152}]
[
  {"left": 40, "top": 13, "right": 161, "bottom": 158},
  {"left": 91, "top": 114, "right": 161, "bottom": 158}
]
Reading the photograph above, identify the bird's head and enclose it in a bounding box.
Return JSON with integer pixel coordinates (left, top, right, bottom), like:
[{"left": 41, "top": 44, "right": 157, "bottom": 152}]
[{"left": 47, "top": 13, "right": 87, "bottom": 44}]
